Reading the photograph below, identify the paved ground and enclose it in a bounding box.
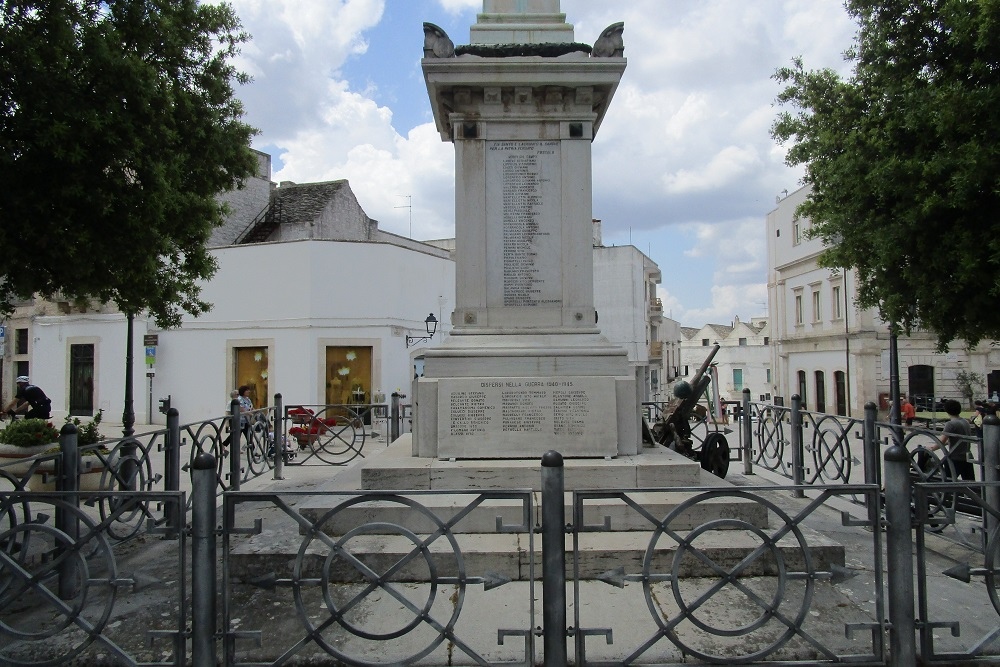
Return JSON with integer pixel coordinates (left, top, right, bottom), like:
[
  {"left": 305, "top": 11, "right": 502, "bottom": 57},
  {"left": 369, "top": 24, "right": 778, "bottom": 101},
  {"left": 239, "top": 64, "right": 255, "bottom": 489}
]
[{"left": 3, "top": 434, "right": 999, "bottom": 665}]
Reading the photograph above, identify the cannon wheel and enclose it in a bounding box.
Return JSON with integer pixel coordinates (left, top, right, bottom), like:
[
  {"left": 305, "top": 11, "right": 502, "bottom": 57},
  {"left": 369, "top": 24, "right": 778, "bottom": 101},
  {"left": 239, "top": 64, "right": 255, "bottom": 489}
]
[{"left": 699, "top": 432, "right": 730, "bottom": 478}]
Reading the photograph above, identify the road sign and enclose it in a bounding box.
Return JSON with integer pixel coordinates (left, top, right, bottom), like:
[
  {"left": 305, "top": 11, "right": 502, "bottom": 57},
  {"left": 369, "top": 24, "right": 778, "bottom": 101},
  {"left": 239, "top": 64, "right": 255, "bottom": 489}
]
[
  {"left": 143, "top": 334, "right": 158, "bottom": 346},
  {"left": 145, "top": 346, "right": 156, "bottom": 365},
  {"left": 0, "top": 325, "right": 5, "bottom": 338}
]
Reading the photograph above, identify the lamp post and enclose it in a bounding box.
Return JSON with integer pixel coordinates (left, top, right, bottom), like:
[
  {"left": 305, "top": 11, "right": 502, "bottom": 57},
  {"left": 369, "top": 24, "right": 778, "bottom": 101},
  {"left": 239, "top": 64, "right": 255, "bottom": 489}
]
[{"left": 406, "top": 313, "right": 439, "bottom": 348}]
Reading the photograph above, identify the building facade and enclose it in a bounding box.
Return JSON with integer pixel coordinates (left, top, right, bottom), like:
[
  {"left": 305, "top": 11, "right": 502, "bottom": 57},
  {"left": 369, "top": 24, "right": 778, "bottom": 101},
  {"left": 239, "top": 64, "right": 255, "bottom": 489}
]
[
  {"left": 2, "top": 156, "right": 668, "bottom": 426},
  {"left": 766, "top": 185, "right": 1000, "bottom": 416},
  {"left": 679, "top": 317, "right": 771, "bottom": 404}
]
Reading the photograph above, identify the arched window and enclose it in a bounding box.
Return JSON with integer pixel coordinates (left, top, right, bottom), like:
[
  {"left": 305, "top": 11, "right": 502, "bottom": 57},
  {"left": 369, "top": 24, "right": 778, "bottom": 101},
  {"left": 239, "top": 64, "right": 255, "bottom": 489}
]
[
  {"left": 797, "top": 370, "right": 808, "bottom": 408},
  {"left": 815, "top": 370, "right": 826, "bottom": 413},
  {"left": 834, "top": 371, "right": 847, "bottom": 416}
]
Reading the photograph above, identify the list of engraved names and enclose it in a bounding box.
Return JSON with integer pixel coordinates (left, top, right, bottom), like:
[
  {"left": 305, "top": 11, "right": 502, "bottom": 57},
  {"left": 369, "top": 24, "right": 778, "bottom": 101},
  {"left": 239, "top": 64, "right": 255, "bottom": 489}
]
[
  {"left": 446, "top": 379, "right": 593, "bottom": 438},
  {"left": 486, "top": 140, "right": 561, "bottom": 307}
]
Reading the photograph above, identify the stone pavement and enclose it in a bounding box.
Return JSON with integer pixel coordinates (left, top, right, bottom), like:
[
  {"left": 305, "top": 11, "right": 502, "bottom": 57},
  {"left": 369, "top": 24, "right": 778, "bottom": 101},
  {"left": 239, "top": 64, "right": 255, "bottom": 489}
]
[{"left": 6, "top": 437, "right": 1000, "bottom": 665}]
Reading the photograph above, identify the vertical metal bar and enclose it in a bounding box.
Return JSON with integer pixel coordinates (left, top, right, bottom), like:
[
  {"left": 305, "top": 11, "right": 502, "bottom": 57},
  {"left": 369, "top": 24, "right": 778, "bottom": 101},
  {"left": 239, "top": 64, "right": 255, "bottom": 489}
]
[
  {"left": 191, "top": 452, "right": 217, "bottom": 666},
  {"left": 863, "top": 401, "right": 881, "bottom": 523},
  {"left": 742, "top": 388, "right": 753, "bottom": 475},
  {"left": 984, "top": 415, "right": 1000, "bottom": 569},
  {"left": 390, "top": 391, "right": 402, "bottom": 442},
  {"left": 229, "top": 398, "right": 241, "bottom": 492},
  {"left": 884, "top": 442, "right": 916, "bottom": 666},
  {"left": 273, "top": 393, "right": 284, "bottom": 480},
  {"left": 541, "top": 450, "right": 566, "bottom": 666},
  {"left": 790, "top": 394, "right": 804, "bottom": 497},
  {"left": 164, "top": 407, "right": 181, "bottom": 538},
  {"left": 57, "top": 421, "right": 79, "bottom": 600}
]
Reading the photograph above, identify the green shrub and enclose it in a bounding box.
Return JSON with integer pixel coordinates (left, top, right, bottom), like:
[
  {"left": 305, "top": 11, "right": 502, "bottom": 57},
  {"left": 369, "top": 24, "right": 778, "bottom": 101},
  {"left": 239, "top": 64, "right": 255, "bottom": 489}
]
[
  {"left": 0, "top": 418, "right": 60, "bottom": 448},
  {"left": 66, "top": 409, "right": 105, "bottom": 446}
]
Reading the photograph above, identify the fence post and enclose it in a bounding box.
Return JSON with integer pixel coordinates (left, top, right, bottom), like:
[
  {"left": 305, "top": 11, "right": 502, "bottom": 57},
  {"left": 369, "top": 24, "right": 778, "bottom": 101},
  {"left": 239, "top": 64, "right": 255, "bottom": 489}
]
[
  {"left": 229, "top": 398, "right": 242, "bottom": 492},
  {"left": 984, "top": 415, "right": 1000, "bottom": 569},
  {"left": 164, "top": 407, "right": 181, "bottom": 538},
  {"left": 273, "top": 393, "right": 284, "bottom": 480},
  {"left": 390, "top": 392, "right": 404, "bottom": 443},
  {"left": 57, "top": 421, "right": 80, "bottom": 600},
  {"left": 541, "top": 450, "right": 567, "bottom": 666},
  {"left": 741, "top": 388, "right": 753, "bottom": 475},
  {"left": 862, "top": 401, "right": 881, "bottom": 524},
  {"left": 884, "top": 442, "right": 916, "bottom": 666},
  {"left": 790, "top": 394, "right": 804, "bottom": 497},
  {"left": 191, "top": 452, "right": 218, "bottom": 666}
]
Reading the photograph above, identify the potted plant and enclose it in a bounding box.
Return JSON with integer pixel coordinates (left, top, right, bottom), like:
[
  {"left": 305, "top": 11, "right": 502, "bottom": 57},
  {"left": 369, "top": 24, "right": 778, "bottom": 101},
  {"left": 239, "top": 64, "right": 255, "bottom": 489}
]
[
  {"left": 0, "top": 418, "right": 61, "bottom": 477},
  {"left": 33, "top": 410, "right": 112, "bottom": 491}
]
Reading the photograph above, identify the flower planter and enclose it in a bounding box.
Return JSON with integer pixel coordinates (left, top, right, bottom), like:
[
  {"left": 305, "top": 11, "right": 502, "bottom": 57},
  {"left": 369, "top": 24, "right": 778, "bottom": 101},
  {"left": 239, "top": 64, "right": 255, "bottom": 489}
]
[{"left": 0, "top": 442, "right": 55, "bottom": 477}]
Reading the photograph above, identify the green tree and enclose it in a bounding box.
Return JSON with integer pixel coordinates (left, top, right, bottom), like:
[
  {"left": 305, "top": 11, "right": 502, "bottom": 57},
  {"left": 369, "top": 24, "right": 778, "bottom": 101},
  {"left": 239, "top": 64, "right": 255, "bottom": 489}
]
[
  {"left": 955, "top": 369, "right": 985, "bottom": 408},
  {"left": 0, "top": 0, "right": 258, "bottom": 327},
  {"left": 772, "top": 0, "right": 1000, "bottom": 349}
]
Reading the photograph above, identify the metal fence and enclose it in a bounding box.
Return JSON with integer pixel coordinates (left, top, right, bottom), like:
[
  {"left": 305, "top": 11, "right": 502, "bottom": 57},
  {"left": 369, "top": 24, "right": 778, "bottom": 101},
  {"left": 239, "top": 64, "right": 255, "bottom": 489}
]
[{"left": 3, "top": 399, "right": 1000, "bottom": 664}]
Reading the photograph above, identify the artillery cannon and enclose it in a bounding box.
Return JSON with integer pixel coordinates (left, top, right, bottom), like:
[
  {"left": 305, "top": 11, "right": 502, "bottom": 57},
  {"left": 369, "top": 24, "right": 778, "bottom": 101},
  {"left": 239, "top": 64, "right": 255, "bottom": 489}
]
[{"left": 642, "top": 343, "right": 731, "bottom": 478}]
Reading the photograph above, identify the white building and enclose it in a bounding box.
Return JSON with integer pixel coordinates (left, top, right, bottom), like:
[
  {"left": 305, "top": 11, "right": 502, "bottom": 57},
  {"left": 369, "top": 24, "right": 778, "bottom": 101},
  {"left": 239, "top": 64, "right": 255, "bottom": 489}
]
[
  {"left": 2, "top": 155, "right": 667, "bottom": 426},
  {"left": 679, "top": 317, "right": 772, "bottom": 404},
  {"left": 592, "top": 220, "right": 667, "bottom": 403},
  {"left": 766, "top": 184, "right": 1000, "bottom": 416}
]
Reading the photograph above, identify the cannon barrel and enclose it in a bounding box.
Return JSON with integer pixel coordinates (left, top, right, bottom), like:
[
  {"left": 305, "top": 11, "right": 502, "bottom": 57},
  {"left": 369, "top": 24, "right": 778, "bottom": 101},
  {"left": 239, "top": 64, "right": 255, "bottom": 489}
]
[{"left": 666, "top": 343, "right": 720, "bottom": 428}]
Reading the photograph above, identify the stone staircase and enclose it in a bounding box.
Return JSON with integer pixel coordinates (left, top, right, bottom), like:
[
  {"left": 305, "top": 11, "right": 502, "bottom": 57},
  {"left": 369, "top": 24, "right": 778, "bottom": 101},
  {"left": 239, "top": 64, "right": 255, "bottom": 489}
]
[{"left": 228, "top": 438, "right": 844, "bottom": 582}]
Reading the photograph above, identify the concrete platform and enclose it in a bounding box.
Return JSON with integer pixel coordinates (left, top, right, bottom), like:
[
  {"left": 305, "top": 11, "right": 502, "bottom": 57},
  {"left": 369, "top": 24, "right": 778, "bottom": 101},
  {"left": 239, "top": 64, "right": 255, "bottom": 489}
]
[
  {"left": 228, "top": 525, "right": 844, "bottom": 583},
  {"left": 358, "top": 435, "right": 703, "bottom": 490}
]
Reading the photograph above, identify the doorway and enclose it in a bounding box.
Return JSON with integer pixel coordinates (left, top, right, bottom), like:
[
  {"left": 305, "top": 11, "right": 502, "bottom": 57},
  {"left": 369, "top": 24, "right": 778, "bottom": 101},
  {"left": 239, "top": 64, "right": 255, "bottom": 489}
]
[{"left": 69, "top": 343, "right": 95, "bottom": 416}]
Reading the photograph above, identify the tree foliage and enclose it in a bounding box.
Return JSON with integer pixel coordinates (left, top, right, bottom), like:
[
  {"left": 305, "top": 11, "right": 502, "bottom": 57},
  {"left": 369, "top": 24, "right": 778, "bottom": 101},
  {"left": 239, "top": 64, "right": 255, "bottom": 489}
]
[
  {"left": 0, "top": 0, "right": 258, "bottom": 327},
  {"left": 954, "top": 370, "right": 985, "bottom": 408},
  {"left": 772, "top": 0, "right": 1000, "bottom": 349}
]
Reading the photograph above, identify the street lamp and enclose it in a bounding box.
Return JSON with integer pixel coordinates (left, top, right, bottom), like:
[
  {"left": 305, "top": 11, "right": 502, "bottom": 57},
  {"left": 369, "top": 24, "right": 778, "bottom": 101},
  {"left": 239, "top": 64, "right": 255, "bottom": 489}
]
[{"left": 406, "top": 313, "right": 438, "bottom": 348}]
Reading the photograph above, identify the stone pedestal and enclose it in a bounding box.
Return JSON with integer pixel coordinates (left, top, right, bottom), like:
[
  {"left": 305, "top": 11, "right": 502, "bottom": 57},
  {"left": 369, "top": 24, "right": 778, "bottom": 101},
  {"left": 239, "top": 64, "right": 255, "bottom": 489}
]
[{"left": 416, "top": 2, "right": 631, "bottom": 459}]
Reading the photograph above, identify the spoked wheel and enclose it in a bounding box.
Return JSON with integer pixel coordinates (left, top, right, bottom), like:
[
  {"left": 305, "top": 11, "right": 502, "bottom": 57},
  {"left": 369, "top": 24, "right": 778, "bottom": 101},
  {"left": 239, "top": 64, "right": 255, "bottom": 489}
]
[{"left": 699, "top": 432, "right": 730, "bottom": 478}]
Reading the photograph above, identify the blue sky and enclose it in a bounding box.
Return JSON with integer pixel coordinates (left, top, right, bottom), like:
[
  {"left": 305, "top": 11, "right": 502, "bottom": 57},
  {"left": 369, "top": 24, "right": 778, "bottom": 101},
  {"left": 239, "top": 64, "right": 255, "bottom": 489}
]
[{"left": 229, "top": 0, "right": 856, "bottom": 327}]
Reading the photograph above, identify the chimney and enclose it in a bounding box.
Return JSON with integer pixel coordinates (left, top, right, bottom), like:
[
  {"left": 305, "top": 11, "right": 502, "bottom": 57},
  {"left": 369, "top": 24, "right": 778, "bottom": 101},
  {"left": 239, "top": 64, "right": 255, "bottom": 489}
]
[{"left": 592, "top": 218, "right": 603, "bottom": 247}]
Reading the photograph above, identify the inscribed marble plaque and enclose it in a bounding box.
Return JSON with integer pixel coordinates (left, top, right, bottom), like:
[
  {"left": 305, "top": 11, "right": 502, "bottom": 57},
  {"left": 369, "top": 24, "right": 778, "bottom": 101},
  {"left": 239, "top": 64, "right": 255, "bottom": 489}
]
[
  {"left": 438, "top": 377, "right": 617, "bottom": 457},
  {"left": 484, "top": 140, "right": 562, "bottom": 309}
]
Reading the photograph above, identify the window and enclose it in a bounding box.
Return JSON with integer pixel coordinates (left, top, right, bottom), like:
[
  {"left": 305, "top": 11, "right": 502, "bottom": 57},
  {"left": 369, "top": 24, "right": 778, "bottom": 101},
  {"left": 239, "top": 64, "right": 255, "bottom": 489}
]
[
  {"left": 795, "top": 295, "right": 803, "bottom": 325},
  {"left": 834, "top": 371, "right": 847, "bottom": 416},
  {"left": 793, "top": 217, "right": 802, "bottom": 245},
  {"left": 234, "top": 347, "right": 269, "bottom": 408},
  {"left": 797, "top": 370, "right": 807, "bottom": 406},
  {"left": 702, "top": 338, "right": 710, "bottom": 346},
  {"left": 683, "top": 365, "right": 690, "bottom": 376},
  {"left": 738, "top": 338, "right": 747, "bottom": 346},
  {"left": 812, "top": 290, "right": 821, "bottom": 322},
  {"left": 832, "top": 285, "right": 842, "bottom": 320},
  {"left": 326, "top": 346, "right": 373, "bottom": 406},
  {"left": 766, "top": 368, "right": 772, "bottom": 384},
  {"left": 763, "top": 337, "right": 770, "bottom": 346},
  {"left": 15, "top": 328, "right": 28, "bottom": 355},
  {"left": 733, "top": 369, "right": 744, "bottom": 392},
  {"left": 815, "top": 370, "right": 826, "bottom": 413},
  {"left": 15, "top": 361, "right": 28, "bottom": 379}
]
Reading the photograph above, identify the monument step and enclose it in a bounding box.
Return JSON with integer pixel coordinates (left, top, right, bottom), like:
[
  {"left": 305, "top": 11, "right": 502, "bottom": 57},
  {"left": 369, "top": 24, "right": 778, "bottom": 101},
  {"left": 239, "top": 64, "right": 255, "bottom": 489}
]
[
  {"left": 297, "top": 486, "right": 767, "bottom": 535},
  {"left": 359, "top": 437, "right": 703, "bottom": 491},
  {"left": 228, "top": 527, "right": 844, "bottom": 583}
]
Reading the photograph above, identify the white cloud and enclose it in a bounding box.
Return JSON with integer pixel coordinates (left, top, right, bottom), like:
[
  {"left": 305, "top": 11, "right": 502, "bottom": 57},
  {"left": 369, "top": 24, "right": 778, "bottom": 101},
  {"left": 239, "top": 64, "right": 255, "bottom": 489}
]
[{"left": 228, "top": 0, "right": 856, "bottom": 327}]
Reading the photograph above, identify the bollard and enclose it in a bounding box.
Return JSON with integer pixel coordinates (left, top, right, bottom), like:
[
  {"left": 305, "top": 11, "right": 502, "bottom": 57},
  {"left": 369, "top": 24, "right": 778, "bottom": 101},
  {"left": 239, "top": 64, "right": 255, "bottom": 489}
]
[
  {"left": 540, "top": 450, "right": 567, "bottom": 666},
  {"left": 273, "top": 393, "right": 285, "bottom": 480},
  {"left": 790, "top": 394, "right": 804, "bottom": 497},
  {"left": 229, "top": 398, "right": 241, "bottom": 492},
  {"left": 884, "top": 443, "right": 916, "bottom": 666},
  {"left": 862, "top": 401, "right": 880, "bottom": 524},
  {"left": 390, "top": 392, "right": 404, "bottom": 443},
  {"left": 164, "top": 408, "right": 181, "bottom": 538},
  {"left": 742, "top": 388, "right": 753, "bottom": 475},
  {"left": 191, "top": 452, "right": 218, "bottom": 666},
  {"left": 57, "top": 421, "right": 80, "bottom": 600},
  {"left": 984, "top": 415, "right": 1000, "bottom": 570}
]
